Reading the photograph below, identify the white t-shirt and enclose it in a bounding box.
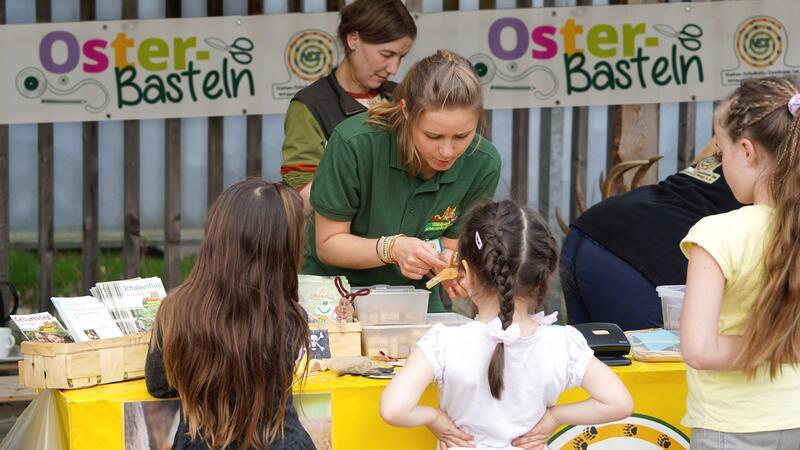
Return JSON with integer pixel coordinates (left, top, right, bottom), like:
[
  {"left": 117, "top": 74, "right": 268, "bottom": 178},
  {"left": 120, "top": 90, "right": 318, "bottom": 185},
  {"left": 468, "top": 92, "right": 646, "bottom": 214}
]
[{"left": 417, "top": 321, "right": 593, "bottom": 449}]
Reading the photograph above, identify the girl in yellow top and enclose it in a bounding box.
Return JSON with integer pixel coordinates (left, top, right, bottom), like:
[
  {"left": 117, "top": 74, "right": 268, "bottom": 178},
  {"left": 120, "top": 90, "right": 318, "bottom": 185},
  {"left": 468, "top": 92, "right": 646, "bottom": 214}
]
[{"left": 680, "top": 77, "right": 800, "bottom": 448}]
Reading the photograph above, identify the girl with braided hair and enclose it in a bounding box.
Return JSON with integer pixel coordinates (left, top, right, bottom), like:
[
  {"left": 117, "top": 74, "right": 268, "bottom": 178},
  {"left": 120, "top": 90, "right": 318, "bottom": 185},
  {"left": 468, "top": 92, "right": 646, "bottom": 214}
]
[
  {"left": 381, "top": 200, "right": 632, "bottom": 450},
  {"left": 679, "top": 77, "right": 800, "bottom": 448}
]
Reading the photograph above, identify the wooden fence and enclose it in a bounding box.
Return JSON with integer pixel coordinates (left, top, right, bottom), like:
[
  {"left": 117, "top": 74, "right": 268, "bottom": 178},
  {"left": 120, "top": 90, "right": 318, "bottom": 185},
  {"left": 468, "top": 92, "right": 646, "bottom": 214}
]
[{"left": 0, "top": 0, "right": 709, "bottom": 314}]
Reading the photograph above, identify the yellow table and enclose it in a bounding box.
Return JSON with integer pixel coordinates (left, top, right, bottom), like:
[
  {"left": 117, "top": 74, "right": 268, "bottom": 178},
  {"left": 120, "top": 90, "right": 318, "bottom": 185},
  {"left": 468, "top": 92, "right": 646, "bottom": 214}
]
[{"left": 55, "top": 359, "right": 689, "bottom": 449}]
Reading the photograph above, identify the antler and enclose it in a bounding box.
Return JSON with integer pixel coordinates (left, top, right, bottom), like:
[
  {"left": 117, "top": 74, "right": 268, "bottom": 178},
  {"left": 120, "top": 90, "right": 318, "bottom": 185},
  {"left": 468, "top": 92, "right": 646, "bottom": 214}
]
[{"left": 630, "top": 155, "right": 664, "bottom": 190}]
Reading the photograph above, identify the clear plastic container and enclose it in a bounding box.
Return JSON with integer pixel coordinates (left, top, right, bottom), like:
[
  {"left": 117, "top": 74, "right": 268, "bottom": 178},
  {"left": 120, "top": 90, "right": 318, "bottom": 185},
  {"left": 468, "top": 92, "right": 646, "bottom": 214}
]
[
  {"left": 353, "top": 285, "right": 429, "bottom": 326},
  {"left": 656, "top": 285, "right": 685, "bottom": 330},
  {"left": 361, "top": 312, "right": 471, "bottom": 358}
]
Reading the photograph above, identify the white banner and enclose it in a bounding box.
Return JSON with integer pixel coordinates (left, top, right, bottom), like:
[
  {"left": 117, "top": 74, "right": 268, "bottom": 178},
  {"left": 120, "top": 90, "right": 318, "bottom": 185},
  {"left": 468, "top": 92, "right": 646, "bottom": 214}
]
[{"left": 1, "top": 0, "right": 798, "bottom": 124}]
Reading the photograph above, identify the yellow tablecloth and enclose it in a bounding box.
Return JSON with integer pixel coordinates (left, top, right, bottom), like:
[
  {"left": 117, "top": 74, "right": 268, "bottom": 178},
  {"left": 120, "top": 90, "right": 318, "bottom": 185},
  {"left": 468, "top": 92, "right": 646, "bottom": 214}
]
[{"left": 55, "top": 359, "right": 689, "bottom": 449}]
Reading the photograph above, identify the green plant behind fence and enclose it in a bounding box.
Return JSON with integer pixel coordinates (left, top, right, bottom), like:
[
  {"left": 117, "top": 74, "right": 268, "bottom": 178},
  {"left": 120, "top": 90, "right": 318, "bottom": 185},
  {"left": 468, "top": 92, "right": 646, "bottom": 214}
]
[{"left": 9, "top": 250, "right": 196, "bottom": 313}]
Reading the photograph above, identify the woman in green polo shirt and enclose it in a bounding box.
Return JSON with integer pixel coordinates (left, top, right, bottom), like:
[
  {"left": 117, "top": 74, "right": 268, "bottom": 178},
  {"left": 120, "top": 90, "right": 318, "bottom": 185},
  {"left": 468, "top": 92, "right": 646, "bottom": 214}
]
[{"left": 304, "top": 50, "right": 501, "bottom": 312}]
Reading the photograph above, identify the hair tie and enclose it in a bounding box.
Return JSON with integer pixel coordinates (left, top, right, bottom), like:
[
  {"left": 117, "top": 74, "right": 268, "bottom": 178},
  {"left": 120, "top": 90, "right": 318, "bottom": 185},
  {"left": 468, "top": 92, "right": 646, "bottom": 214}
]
[
  {"left": 475, "top": 231, "right": 484, "bottom": 250},
  {"left": 788, "top": 93, "right": 800, "bottom": 118}
]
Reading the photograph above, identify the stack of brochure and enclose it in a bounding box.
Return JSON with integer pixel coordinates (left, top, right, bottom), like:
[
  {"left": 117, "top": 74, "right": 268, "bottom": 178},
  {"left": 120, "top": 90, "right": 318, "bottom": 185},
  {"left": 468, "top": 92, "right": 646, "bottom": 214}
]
[
  {"left": 9, "top": 312, "right": 74, "bottom": 343},
  {"left": 90, "top": 277, "right": 166, "bottom": 335},
  {"left": 10, "top": 277, "right": 166, "bottom": 343}
]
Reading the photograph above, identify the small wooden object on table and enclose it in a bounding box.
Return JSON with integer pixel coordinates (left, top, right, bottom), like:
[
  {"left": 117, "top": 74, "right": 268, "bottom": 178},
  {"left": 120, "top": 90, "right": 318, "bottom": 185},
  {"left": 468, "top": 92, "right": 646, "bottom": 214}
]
[
  {"left": 18, "top": 333, "right": 150, "bottom": 389},
  {"left": 308, "top": 321, "right": 362, "bottom": 359}
]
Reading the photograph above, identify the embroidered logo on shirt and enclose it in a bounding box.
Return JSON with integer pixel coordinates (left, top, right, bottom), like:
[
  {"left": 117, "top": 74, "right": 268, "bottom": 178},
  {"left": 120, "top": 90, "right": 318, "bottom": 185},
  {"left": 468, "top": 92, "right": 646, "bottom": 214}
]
[
  {"left": 680, "top": 155, "right": 721, "bottom": 184},
  {"left": 424, "top": 206, "right": 458, "bottom": 232}
]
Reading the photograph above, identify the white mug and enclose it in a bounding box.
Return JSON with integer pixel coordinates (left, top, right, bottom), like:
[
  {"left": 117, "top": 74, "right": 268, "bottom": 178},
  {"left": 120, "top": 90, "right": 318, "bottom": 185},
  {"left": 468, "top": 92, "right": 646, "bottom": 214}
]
[{"left": 0, "top": 327, "right": 16, "bottom": 358}]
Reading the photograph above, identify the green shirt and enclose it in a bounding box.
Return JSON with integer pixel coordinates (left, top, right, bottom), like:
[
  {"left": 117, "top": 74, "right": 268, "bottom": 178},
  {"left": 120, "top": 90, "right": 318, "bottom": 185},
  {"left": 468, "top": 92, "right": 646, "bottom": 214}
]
[
  {"left": 281, "top": 101, "right": 327, "bottom": 188},
  {"left": 303, "top": 112, "right": 501, "bottom": 312}
]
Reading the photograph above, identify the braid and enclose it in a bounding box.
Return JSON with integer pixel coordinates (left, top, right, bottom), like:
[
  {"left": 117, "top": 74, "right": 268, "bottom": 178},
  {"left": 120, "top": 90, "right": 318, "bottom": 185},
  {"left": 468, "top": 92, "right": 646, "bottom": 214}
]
[
  {"left": 458, "top": 201, "right": 559, "bottom": 399},
  {"left": 483, "top": 204, "right": 524, "bottom": 399}
]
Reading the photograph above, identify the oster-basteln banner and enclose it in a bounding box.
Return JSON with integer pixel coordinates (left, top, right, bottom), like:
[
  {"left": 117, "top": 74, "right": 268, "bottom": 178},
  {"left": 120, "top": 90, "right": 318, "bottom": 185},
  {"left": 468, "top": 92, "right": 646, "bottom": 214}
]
[{"left": 1, "top": 0, "right": 798, "bottom": 124}]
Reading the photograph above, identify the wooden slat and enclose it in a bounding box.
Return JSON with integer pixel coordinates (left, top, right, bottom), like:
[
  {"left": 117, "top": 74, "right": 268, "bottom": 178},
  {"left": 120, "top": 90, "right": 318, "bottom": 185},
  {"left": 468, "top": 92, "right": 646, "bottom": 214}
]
[
  {"left": 288, "top": 0, "right": 302, "bottom": 12},
  {"left": 0, "top": 123, "right": 7, "bottom": 284},
  {"left": 82, "top": 121, "right": 98, "bottom": 293},
  {"left": 81, "top": 0, "right": 98, "bottom": 294},
  {"left": 678, "top": 101, "right": 697, "bottom": 170},
  {"left": 569, "top": 106, "right": 589, "bottom": 221},
  {"left": 164, "top": 0, "right": 182, "bottom": 289},
  {"left": 537, "top": 108, "right": 552, "bottom": 219},
  {"left": 246, "top": 115, "right": 262, "bottom": 178},
  {"left": 0, "top": 376, "right": 36, "bottom": 403},
  {"left": 206, "top": 0, "right": 222, "bottom": 16},
  {"left": 569, "top": 0, "right": 592, "bottom": 222},
  {"left": 207, "top": 121, "right": 224, "bottom": 208},
  {"left": 37, "top": 126, "right": 54, "bottom": 313},
  {"left": 478, "top": 0, "right": 494, "bottom": 141},
  {"left": 405, "top": 0, "right": 422, "bottom": 11},
  {"left": 123, "top": 0, "right": 140, "bottom": 279},
  {"left": 246, "top": 0, "right": 264, "bottom": 177},
  {"left": 614, "top": 0, "right": 660, "bottom": 185},
  {"left": 165, "top": 0, "right": 180, "bottom": 18},
  {"left": 511, "top": 109, "right": 529, "bottom": 205},
  {"left": 617, "top": 104, "right": 660, "bottom": 184},
  {"left": 326, "top": 0, "right": 344, "bottom": 11},
  {"left": 538, "top": 0, "right": 557, "bottom": 221},
  {"left": 677, "top": 0, "right": 701, "bottom": 170},
  {"left": 164, "top": 117, "right": 181, "bottom": 290},
  {"left": 123, "top": 120, "right": 140, "bottom": 279},
  {"left": 207, "top": 0, "right": 224, "bottom": 208},
  {"left": 122, "top": 0, "right": 137, "bottom": 19},
  {"left": 36, "top": 0, "right": 53, "bottom": 313},
  {"left": 607, "top": 105, "right": 621, "bottom": 174},
  {"left": 443, "top": 0, "right": 459, "bottom": 10},
  {"left": 510, "top": 0, "right": 531, "bottom": 205},
  {"left": 0, "top": 0, "right": 9, "bottom": 302}
]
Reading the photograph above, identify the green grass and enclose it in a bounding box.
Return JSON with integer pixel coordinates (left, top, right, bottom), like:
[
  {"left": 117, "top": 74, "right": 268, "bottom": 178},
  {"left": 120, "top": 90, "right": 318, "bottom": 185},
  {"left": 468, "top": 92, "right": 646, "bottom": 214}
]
[{"left": 9, "top": 249, "right": 196, "bottom": 312}]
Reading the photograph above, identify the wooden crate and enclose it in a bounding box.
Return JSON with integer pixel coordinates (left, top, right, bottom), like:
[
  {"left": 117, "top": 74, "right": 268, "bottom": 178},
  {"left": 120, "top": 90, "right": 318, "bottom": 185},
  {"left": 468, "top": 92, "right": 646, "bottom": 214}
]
[
  {"left": 308, "top": 322, "right": 362, "bottom": 358},
  {"left": 18, "top": 333, "right": 150, "bottom": 389}
]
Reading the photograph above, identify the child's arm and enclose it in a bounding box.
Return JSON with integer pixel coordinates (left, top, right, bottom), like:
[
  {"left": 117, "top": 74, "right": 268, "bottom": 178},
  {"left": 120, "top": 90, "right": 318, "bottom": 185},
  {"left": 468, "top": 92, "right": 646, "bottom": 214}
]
[
  {"left": 380, "top": 347, "right": 474, "bottom": 448},
  {"left": 512, "top": 357, "right": 633, "bottom": 449},
  {"left": 680, "top": 245, "right": 743, "bottom": 370}
]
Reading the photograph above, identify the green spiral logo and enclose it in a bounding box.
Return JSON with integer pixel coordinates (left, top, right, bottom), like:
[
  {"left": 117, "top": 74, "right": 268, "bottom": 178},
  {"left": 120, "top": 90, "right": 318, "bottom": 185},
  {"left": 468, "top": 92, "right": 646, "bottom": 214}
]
[
  {"left": 286, "top": 30, "right": 337, "bottom": 81},
  {"left": 735, "top": 17, "right": 783, "bottom": 68}
]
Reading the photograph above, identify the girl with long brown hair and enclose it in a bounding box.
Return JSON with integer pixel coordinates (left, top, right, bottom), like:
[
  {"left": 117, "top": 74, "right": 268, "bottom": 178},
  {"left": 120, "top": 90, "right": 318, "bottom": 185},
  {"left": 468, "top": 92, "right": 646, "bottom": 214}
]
[
  {"left": 680, "top": 77, "right": 800, "bottom": 448},
  {"left": 380, "top": 200, "right": 632, "bottom": 449},
  {"left": 145, "top": 179, "right": 313, "bottom": 450}
]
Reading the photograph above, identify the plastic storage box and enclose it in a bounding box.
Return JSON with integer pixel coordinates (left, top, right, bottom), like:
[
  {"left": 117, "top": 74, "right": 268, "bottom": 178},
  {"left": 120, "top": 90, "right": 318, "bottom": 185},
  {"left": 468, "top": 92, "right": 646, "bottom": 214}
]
[
  {"left": 656, "top": 285, "right": 685, "bottom": 330},
  {"left": 361, "top": 312, "right": 471, "bottom": 358},
  {"left": 353, "top": 285, "right": 429, "bottom": 326}
]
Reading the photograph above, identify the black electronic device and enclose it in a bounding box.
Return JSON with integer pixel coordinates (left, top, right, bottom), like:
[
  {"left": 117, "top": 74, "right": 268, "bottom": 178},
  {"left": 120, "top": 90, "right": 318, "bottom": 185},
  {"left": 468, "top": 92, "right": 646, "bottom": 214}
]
[{"left": 573, "top": 322, "right": 631, "bottom": 366}]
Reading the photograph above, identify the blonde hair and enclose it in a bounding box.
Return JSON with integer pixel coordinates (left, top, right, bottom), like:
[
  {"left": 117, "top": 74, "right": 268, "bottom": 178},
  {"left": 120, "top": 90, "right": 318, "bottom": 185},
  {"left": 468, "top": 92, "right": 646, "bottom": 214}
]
[
  {"left": 717, "top": 77, "right": 800, "bottom": 378},
  {"left": 367, "top": 50, "right": 485, "bottom": 175}
]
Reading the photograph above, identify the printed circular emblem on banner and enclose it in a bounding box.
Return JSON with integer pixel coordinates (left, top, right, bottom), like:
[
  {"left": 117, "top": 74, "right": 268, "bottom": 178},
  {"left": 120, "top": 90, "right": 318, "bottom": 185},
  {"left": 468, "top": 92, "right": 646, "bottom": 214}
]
[
  {"left": 468, "top": 53, "right": 497, "bottom": 85},
  {"left": 548, "top": 414, "right": 690, "bottom": 449},
  {"left": 285, "top": 30, "right": 337, "bottom": 81},
  {"left": 735, "top": 16, "right": 784, "bottom": 68},
  {"left": 16, "top": 67, "right": 47, "bottom": 98}
]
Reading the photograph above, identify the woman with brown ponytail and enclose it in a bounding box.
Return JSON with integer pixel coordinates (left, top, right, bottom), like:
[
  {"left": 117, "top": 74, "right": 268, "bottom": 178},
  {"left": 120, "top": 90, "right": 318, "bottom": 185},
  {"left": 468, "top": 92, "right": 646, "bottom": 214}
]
[
  {"left": 145, "top": 179, "right": 314, "bottom": 450},
  {"left": 306, "top": 50, "right": 501, "bottom": 313},
  {"left": 679, "top": 77, "right": 800, "bottom": 448},
  {"left": 380, "top": 200, "right": 632, "bottom": 449}
]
